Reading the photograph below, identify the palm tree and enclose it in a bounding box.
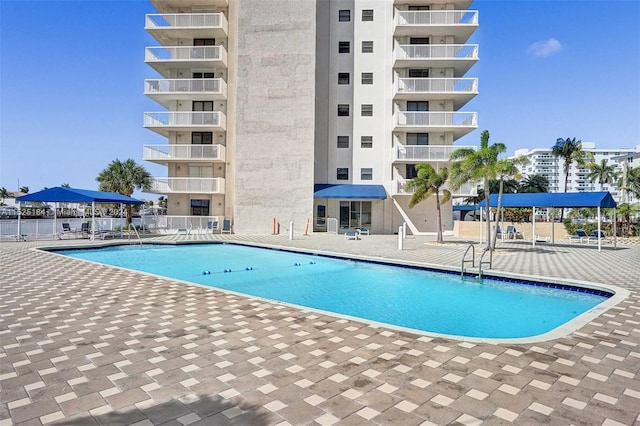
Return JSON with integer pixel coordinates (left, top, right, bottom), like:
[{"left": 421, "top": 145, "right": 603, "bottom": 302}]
[
  {"left": 0, "top": 187, "right": 9, "bottom": 206},
  {"left": 450, "top": 130, "right": 506, "bottom": 250},
  {"left": 551, "top": 137, "right": 591, "bottom": 220},
  {"left": 19, "top": 186, "right": 29, "bottom": 194},
  {"left": 406, "top": 164, "right": 451, "bottom": 244},
  {"left": 61, "top": 183, "right": 71, "bottom": 188},
  {"left": 96, "top": 159, "right": 152, "bottom": 224},
  {"left": 491, "top": 157, "right": 526, "bottom": 250},
  {"left": 587, "top": 159, "right": 619, "bottom": 190},
  {"left": 618, "top": 166, "right": 640, "bottom": 201},
  {"left": 520, "top": 174, "right": 550, "bottom": 193}
]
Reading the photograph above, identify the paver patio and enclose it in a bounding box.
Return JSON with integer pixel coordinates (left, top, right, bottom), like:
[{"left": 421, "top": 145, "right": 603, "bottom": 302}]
[{"left": 1, "top": 234, "right": 639, "bottom": 425}]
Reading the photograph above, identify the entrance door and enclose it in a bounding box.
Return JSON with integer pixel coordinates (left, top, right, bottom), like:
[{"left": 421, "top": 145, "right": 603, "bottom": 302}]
[{"left": 314, "top": 204, "right": 327, "bottom": 232}]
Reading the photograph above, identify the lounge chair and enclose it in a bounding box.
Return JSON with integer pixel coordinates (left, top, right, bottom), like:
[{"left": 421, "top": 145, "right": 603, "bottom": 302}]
[
  {"left": 60, "top": 223, "right": 76, "bottom": 239},
  {"left": 345, "top": 230, "right": 360, "bottom": 240},
  {"left": 80, "top": 222, "right": 91, "bottom": 238},
  {"left": 206, "top": 220, "right": 219, "bottom": 234},
  {"left": 221, "top": 219, "right": 232, "bottom": 234},
  {"left": 356, "top": 227, "right": 370, "bottom": 235},
  {"left": 177, "top": 224, "right": 192, "bottom": 235},
  {"left": 505, "top": 225, "right": 524, "bottom": 240},
  {"left": 568, "top": 229, "right": 588, "bottom": 243},
  {"left": 587, "top": 230, "right": 608, "bottom": 244}
]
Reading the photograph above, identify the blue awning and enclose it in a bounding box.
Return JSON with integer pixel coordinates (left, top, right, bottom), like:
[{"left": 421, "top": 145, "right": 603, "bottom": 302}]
[
  {"left": 314, "top": 184, "right": 387, "bottom": 199},
  {"left": 16, "top": 187, "right": 144, "bottom": 205},
  {"left": 478, "top": 192, "right": 617, "bottom": 209}
]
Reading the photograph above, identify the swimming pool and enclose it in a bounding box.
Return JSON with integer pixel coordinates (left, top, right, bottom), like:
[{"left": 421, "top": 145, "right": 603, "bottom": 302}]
[{"left": 57, "top": 243, "right": 613, "bottom": 340}]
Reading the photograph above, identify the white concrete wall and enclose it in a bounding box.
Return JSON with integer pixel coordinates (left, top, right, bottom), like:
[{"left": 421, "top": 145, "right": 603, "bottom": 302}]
[{"left": 232, "top": 0, "right": 316, "bottom": 234}]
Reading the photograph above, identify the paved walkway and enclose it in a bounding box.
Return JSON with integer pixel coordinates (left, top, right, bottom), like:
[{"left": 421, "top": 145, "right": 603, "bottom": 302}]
[{"left": 1, "top": 234, "right": 639, "bottom": 425}]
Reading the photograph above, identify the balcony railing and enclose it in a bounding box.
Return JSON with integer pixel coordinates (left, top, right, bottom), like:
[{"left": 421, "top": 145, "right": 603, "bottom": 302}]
[
  {"left": 148, "top": 178, "right": 225, "bottom": 194},
  {"left": 144, "top": 111, "right": 226, "bottom": 128},
  {"left": 145, "top": 78, "right": 227, "bottom": 96},
  {"left": 145, "top": 13, "right": 227, "bottom": 30},
  {"left": 395, "top": 10, "right": 478, "bottom": 26},
  {"left": 394, "top": 179, "right": 478, "bottom": 197},
  {"left": 143, "top": 144, "right": 226, "bottom": 162},
  {"left": 145, "top": 46, "right": 226, "bottom": 63},
  {"left": 396, "top": 78, "right": 477, "bottom": 94},
  {"left": 395, "top": 145, "right": 476, "bottom": 162},
  {"left": 395, "top": 44, "right": 478, "bottom": 61},
  {"left": 395, "top": 111, "right": 477, "bottom": 128}
]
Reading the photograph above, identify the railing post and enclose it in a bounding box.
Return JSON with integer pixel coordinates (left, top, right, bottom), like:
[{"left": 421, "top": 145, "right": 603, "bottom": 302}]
[
  {"left": 398, "top": 226, "right": 403, "bottom": 250},
  {"left": 402, "top": 222, "right": 407, "bottom": 239}
]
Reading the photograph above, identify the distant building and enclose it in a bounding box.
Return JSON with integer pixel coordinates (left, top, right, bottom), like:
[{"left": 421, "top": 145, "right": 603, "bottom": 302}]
[{"left": 512, "top": 143, "right": 640, "bottom": 202}]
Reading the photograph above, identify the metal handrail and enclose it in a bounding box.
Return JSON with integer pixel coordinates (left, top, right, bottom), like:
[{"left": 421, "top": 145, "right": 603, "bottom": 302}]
[
  {"left": 478, "top": 249, "right": 493, "bottom": 279},
  {"left": 127, "top": 223, "right": 142, "bottom": 245},
  {"left": 461, "top": 243, "right": 475, "bottom": 278}
]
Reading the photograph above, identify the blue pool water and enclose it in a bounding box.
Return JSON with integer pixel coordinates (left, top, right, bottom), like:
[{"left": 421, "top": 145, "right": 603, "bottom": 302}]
[{"left": 58, "top": 244, "right": 609, "bottom": 339}]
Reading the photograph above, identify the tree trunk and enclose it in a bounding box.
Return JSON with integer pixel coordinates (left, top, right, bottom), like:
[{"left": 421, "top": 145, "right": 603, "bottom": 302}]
[
  {"left": 126, "top": 205, "right": 133, "bottom": 225},
  {"left": 491, "top": 180, "right": 505, "bottom": 251},
  {"left": 436, "top": 192, "right": 443, "bottom": 244},
  {"left": 484, "top": 177, "right": 491, "bottom": 251}
]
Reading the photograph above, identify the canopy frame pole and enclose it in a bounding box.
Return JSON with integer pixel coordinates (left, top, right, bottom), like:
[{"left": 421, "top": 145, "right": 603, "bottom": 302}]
[
  {"left": 613, "top": 208, "right": 617, "bottom": 249},
  {"left": 54, "top": 202, "right": 58, "bottom": 239},
  {"left": 92, "top": 201, "right": 96, "bottom": 241},
  {"left": 532, "top": 207, "right": 536, "bottom": 248},
  {"left": 597, "top": 206, "right": 602, "bottom": 252}
]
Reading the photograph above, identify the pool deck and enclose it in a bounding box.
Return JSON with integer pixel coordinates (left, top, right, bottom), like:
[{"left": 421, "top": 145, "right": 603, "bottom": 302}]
[{"left": 1, "top": 234, "right": 639, "bottom": 425}]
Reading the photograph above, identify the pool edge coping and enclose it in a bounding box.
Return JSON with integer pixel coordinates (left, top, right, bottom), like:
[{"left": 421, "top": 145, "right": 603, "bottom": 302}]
[{"left": 35, "top": 240, "right": 631, "bottom": 345}]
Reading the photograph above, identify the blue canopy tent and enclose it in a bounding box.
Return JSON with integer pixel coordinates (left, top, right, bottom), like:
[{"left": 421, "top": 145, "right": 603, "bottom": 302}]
[
  {"left": 16, "top": 187, "right": 144, "bottom": 240},
  {"left": 478, "top": 192, "right": 617, "bottom": 251}
]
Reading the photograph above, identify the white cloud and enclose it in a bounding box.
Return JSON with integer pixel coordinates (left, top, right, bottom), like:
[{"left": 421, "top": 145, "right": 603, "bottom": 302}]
[{"left": 527, "top": 38, "right": 563, "bottom": 57}]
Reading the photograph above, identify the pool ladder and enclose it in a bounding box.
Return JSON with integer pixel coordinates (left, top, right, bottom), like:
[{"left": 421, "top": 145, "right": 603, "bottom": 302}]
[
  {"left": 461, "top": 244, "right": 493, "bottom": 279},
  {"left": 461, "top": 244, "right": 475, "bottom": 279}
]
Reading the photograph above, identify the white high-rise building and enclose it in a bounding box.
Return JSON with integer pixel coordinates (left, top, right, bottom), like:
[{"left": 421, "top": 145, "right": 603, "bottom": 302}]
[
  {"left": 142, "top": 0, "right": 479, "bottom": 234},
  {"left": 513, "top": 143, "right": 640, "bottom": 202}
]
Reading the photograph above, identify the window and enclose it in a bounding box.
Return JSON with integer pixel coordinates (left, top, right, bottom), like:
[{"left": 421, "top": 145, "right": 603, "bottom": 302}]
[
  {"left": 361, "top": 104, "right": 373, "bottom": 117},
  {"left": 193, "top": 101, "right": 214, "bottom": 111},
  {"left": 361, "top": 136, "right": 373, "bottom": 148},
  {"left": 338, "top": 73, "right": 350, "bottom": 85},
  {"left": 192, "top": 132, "right": 213, "bottom": 144},
  {"left": 362, "top": 41, "right": 373, "bottom": 53},
  {"left": 338, "top": 104, "right": 350, "bottom": 116},
  {"left": 361, "top": 72, "right": 373, "bottom": 85},
  {"left": 190, "top": 199, "right": 210, "bottom": 216},
  {"left": 408, "top": 69, "right": 429, "bottom": 78},
  {"left": 361, "top": 168, "right": 373, "bottom": 180},
  {"left": 337, "top": 168, "right": 349, "bottom": 180},
  {"left": 407, "top": 133, "right": 428, "bottom": 145},
  {"left": 407, "top": 101, "right": 428, "bottom": 111},
  {"left": 406, "top": 164, "right": 418, "bottom": 179},
  {"left": 339, "top": 41, "right": 350, "bottom": 53},
  {"left": 339, "top": 10, "right": 351, "bottom": 22},
  {"left": 362, "top": 9, "right": 374, "bottom": 21},
  {"left": 193, "top": 38, "right": 215, "bottom": 46},
  {"left": 337, "top": 136, "right": 349, "bottom": 148}
]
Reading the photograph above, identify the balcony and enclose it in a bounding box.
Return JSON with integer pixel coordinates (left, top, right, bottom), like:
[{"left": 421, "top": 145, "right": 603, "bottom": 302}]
[
  {"left": 143, "top": 144, "right": 226, "bottom": 165},
  {"left": 393, "top": 178, "right": 478, "bottom": 197},
  {"left": 150, "top": 0, "right": 228, "bottom": 13},
  {"left": 394, "top": 0, "right": 472, "bottom": 8},
  {"left": 144, "top": 111, "right": 227, "bottom": 136},
  {"left": 394, "top": 145, "right": 476, "bottom": 163},
  {"left": 394, "top": 111, "right": 477, "bottom": 139},
  {"left": 145, "top": 78, "right": 227, "bottom": 107},
  {"left": 147, "top": 177, "right": 226, "bottom": 195},
  {"left": 394, "top": 44, "right": 478, "bottom": 75},
  {"left": 394, "top": 78, "right": 477, "bottom": 108},
  {"left": 145, "top": 13, "right": 228, "bottom": 44},
  {"left": 145, "top": 46, "right": 227, "bottom": 76},
  {"left": 394, "top": 10, "right": 478, "bottom": 42}
]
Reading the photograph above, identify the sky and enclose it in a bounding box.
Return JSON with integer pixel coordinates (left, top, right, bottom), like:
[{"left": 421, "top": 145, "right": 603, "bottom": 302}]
[{"left": 1, "top": 0, "right": 639, "bottom": 199}]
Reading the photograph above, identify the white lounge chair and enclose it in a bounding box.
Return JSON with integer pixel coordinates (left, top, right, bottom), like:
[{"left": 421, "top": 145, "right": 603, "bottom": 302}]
[{"left": 345, "top": 230, "right": 360, "bottom": 240}]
